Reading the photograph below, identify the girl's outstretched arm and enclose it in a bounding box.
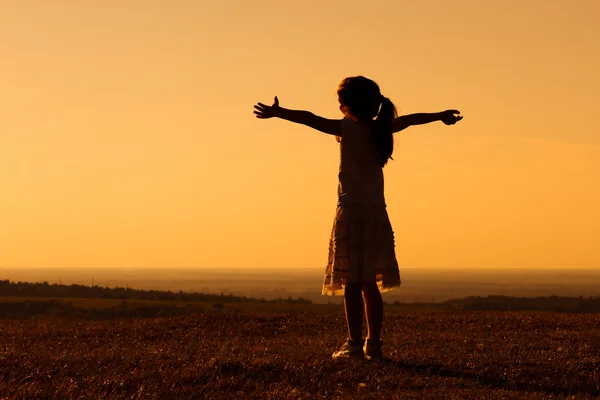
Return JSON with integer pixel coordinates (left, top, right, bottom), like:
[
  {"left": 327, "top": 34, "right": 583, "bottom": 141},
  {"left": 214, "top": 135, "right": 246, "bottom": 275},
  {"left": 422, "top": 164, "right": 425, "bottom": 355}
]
[
  {"left": 254, "top": 97, "right": 341, "bottom": 136},
  {"left": 392, "top": 110, "right": 462, "bottom": 133}
]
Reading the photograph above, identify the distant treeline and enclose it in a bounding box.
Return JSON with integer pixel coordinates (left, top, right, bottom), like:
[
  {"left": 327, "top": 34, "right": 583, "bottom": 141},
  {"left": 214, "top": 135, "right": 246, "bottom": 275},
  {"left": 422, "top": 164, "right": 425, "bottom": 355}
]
[
  {"left": 442, "top": 295, "right": 600, "bottom": 313},
  {"left": 0, "top": 280, "right": 312, "bottom": 304},
  {"left": 2, "top": 280, "right": 600, "bottom": 314}
]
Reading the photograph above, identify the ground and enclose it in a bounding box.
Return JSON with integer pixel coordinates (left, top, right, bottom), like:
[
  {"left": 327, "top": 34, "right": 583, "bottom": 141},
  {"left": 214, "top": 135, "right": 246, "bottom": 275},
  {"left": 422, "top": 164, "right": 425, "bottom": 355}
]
[{"left": 1, "top": 310, "right": 599, "bottom": 399}]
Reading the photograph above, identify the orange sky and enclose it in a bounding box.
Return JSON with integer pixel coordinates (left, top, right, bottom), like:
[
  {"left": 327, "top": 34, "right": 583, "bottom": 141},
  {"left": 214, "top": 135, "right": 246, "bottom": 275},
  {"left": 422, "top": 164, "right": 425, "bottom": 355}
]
[{"left": 1, "top": 0, "right": 599, "bottom": 269}]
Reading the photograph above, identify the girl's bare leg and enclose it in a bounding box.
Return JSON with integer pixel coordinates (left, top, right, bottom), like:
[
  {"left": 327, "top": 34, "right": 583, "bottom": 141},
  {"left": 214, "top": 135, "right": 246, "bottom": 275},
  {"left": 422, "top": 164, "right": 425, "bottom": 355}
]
[
  {"left": 343, "top": 282, "right": 364, "bottom": 343},
  {"left": 362, "top": 281, "right": 383, "bottom": 341}
]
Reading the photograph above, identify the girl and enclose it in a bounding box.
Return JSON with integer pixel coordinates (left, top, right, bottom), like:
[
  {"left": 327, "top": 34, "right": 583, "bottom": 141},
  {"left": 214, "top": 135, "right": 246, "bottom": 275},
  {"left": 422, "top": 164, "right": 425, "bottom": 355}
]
[{"left": 253, "top": 76, "right": 462, "bottom": 360}]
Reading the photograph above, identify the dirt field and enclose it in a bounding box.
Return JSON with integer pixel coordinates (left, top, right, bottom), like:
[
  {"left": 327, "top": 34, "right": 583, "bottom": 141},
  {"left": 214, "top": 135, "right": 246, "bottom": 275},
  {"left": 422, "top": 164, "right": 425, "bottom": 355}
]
[{"left": 1, "top": 310, "right": 599, "bottom": 399}]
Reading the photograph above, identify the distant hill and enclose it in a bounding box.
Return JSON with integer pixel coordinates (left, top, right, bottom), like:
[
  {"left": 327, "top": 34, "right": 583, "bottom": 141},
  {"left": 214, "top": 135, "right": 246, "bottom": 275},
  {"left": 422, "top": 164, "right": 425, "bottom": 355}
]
[
  {"left": 442, "top": 295, "right": 600, "bottom": 313},
  {"left": 2, "top": 280, "right": 600, "bottom": 314},
  {"left": 0, "top": 280, "right": 312, "bottom": 304}
]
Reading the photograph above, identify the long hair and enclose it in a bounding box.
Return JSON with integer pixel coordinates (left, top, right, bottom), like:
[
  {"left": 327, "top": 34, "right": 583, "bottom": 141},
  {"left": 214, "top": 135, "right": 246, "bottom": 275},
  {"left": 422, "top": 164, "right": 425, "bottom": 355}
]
[{"left": 337, "top": 76, "right": 397, "bottom": 167}]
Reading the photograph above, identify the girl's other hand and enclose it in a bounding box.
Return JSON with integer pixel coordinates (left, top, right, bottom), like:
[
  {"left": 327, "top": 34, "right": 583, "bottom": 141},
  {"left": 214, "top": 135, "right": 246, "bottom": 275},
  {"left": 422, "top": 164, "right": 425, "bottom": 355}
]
[
  {"left": 254, "top": 96, "right": 281, "bottom": 119},
  {"left": 440, "top": 110, "right": 463, "bottom": 125}
]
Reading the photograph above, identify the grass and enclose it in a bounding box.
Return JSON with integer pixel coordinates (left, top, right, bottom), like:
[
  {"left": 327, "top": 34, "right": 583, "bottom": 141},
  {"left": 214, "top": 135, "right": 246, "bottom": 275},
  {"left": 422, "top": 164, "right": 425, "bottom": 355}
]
[{"left": 1, "top": 308, "right": 599, "bottom": 399}]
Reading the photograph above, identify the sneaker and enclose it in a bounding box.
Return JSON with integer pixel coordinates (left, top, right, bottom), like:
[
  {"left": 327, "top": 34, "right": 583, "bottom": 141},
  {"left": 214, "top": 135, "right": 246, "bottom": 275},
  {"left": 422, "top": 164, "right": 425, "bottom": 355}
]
[
  {"left": 364, "top": 339, "right": 383, "bottom": 360},
  {"left": 332, "top": 339, "right": 365, "bottom": 359}
]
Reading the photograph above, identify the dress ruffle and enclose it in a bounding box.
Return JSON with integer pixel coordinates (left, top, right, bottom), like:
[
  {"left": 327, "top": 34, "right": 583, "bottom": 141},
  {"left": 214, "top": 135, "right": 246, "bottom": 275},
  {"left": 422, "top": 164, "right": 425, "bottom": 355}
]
[{"left": 322, "top": 204, "right": 401, "bottom": 295}]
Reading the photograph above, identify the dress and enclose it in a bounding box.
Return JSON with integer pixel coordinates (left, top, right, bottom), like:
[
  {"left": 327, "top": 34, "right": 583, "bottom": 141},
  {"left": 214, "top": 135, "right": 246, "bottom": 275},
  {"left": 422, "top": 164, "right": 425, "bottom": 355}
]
[{"left": 322, "top": 117, "right": 401, "bottom": 295}]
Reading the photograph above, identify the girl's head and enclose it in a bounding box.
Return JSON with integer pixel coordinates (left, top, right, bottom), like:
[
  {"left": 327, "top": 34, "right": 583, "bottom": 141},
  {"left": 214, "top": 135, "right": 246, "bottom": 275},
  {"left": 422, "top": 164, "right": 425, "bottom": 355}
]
[{"left": 337, "top": 76, "right": 397, "bottom": 167}]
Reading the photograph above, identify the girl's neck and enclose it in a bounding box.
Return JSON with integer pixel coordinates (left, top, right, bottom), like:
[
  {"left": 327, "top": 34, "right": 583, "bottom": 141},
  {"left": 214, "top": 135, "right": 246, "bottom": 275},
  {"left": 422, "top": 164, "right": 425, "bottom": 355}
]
[
  {"left": 345, "top": 113, "right": 371, "bottom": 123},
  {"left": 344, "top": 112, "right": 358, "bottom": 121}
]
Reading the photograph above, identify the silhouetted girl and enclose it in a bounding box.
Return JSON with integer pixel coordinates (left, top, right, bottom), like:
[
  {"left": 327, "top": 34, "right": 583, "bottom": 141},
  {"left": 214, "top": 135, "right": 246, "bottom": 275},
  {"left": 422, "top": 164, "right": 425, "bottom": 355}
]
[{"left": 254, "top": 76, "right": 462, "bottom": 359}]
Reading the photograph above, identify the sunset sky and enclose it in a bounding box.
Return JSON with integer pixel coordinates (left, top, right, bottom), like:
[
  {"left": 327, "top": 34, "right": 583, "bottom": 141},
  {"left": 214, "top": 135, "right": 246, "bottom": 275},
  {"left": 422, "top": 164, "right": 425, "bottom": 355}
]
[{"left": 1, "top": 0, "right": 599, "bottom": 270}]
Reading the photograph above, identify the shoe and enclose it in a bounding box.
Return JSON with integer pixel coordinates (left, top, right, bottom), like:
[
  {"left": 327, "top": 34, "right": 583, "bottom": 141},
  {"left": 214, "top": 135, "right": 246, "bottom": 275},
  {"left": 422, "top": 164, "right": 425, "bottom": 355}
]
[
  {"left": 364, "top": 339, "right": 383, "bottom": 360},
  {"left": 332, "top": 339, "right": 365, "bottom": 359}
]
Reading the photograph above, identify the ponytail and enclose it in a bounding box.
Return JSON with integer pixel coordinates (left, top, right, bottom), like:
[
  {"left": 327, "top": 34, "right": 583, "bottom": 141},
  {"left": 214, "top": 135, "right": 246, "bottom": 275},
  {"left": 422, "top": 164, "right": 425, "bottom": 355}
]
[{"left": 372, "top": 96, "right": 397, "bottom": 167}]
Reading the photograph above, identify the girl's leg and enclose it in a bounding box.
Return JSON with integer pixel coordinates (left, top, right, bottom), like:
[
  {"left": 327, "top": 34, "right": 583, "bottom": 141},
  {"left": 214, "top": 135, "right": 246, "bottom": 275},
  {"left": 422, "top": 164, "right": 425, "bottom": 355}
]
[
  {"left": 362, "top": 281, "right": 383, "bottom": 341},
  {"left": 343, "top": 282, "right": 364, "bottom": 343}
]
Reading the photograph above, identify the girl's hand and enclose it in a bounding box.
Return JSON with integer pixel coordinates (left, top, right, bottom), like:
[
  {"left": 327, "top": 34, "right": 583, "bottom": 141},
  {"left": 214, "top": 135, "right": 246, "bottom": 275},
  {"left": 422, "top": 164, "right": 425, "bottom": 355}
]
[
  {"left": 254, "top": 97, "right": 281, "bottom": 119},
  {"left": 440, "top": 110, "right": 463, "bottom": 125}
]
